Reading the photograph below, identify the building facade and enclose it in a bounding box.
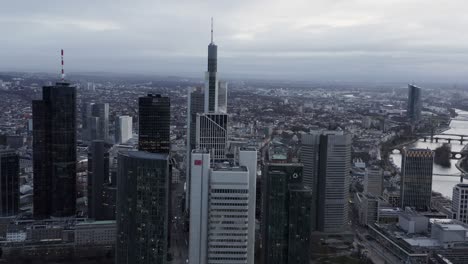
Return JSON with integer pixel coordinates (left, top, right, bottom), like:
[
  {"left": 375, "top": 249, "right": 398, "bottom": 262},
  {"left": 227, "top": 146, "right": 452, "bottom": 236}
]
[
  {"left": 33, "top": 82, "right": 76, "bottom": 218},
  {"left": 116, "top": 151, "right": 170, "bottom": 264},
  {"left": 0, "top": 149, "right": 19, "bottom": 216},
  {"left": 115, "top": 115, "right": 132, "bottom": 144},
  {"left": 365, "top": 165, "right": 383, "bottom": 196},
  {"left": 407, "top": 84, "right": 422, "bottom": 124},
  {"left": 87, "top": 140, "right": 110, "bottom": 220},
  {"left": 138, "top": 94, "right": 170, "bottom": 153},
  {"left": 317, "top": 132, "right": 351, "bottom": 233},
  {"left": 189, "top": 150, "right": 256, "bottom": 264},
  {"left": 261, "top": 163, "right": 311, "bottom": 264},
  {"left": 452, "top": 183, "right": 468, "bottom": 224},
  {"left": 400, "top": 148, "right": 434, "bottom": 211},
  {"left": 196, "top": 113, "right": 228, "bottom": 161}
]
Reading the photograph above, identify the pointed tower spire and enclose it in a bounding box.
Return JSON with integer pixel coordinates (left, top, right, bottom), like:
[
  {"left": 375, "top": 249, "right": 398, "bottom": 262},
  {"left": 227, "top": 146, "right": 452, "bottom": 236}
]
[{"left": 211, "top": 17, "right": 214, "bottom": 44}]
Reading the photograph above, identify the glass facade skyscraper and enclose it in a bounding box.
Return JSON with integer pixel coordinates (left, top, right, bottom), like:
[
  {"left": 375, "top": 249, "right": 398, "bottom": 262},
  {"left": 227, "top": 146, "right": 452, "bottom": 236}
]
[
  {"left": 261, "top": 163, "right": 311, "bottom": 264},
  {"left": 33, "top": 82, "right": 76, "bottom": 219},
  {"left": 138, "top": 94, "right": 171, "bottom": 153},
  {"left": 407, "top": 84, "right": 422, "bottom": 124},
  {"left": 116, "top": 151, "right": 170, "bottom": 264},
  {"left": 0, "top": 149, "right": 19, "bottom": 217},
  {"left": 400, "top": 148, "right": 434, "bottom": 211}
]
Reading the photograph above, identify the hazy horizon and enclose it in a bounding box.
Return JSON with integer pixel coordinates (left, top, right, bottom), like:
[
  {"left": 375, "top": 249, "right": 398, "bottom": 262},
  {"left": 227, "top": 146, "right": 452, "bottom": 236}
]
[{"left": 2, "top": 1, "right": 468, "bottom": 83}]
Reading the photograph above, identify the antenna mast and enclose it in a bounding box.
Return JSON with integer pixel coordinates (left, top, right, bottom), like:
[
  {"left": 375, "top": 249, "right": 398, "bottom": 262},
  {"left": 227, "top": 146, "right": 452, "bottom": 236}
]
[
  {"left": 211, "top": 17, "right": 214, "bottom": 43},
  {"left": 61, "top": 49, "right": 65, "bottom": 81}
]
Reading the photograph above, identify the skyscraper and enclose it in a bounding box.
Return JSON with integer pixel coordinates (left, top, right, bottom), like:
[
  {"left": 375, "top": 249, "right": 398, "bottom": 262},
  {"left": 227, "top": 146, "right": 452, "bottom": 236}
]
[
  {"left": 301, "top": 131, "right": 321, "bottom": 231},
  {"left": 407, "top": 84, "right": 422, "bottom": 124},
  {"left": 196, "top": 113, "right": 228, "bottom": 161},
  {"left": 400, "top": 148, "right": 434, "bottom": 211},
  {"left": 116, "top": 151, "right": 170, "bottom": 264},
  {"left": 287, "top": 185, "right": 312, "bottom": 264},
  {"left": 186, "top": 87, "right": 204, "bottom": 209},
  {"left": 316, "top": 132, "right": 351, "bottom": 233},
  {"left": 261, "top": 163, "right": 311, "bottom": 264},
  {"left": 85, "top": 103, "right": 109, "bottom": 142},
  {"left": 205, "top": 19, "right": 218, "bottom": 113},
  {"left": 301, "top": 131, "right": 351, "bottom": 233},
  {"left": 33, "top": 82, "right": 76, "bottom": 218},
  {"left": 87, "top": 140, "right": 110, "bottom": 220},
  {"left": 189, "top": 150, "right": 256, "bottom": 264},
  {"left": 115, "top": 115, "right": 133, "bottom": 144},
  {"left": 365, "top": 165, "right": 383, "bottom": 196},
  {"left": 452, "top": 183, "right": 468, "bottom": 224},
  {"left": 0, "top": 149, "right": 19, "bottom": 217},
  {"left": 217, "top": 81, "right": 228, "bottom": 113},
  {"left": 138, "top": 94, "right": 170, "bottom": 153}
]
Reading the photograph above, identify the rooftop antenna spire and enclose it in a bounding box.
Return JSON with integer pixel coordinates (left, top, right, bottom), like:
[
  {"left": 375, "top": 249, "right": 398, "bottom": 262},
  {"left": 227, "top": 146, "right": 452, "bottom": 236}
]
[
  {"left": 211, "top": 17, "right": 214, "bottom": 44},
  {"left": 61, "top": 49, "right": 65, "bottom": 81}
]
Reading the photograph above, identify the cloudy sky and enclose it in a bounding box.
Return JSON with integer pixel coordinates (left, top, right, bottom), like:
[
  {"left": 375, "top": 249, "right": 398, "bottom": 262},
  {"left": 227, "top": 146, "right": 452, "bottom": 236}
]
[{"left": 1, "top": 0, "right": 467, "bottom": 82}]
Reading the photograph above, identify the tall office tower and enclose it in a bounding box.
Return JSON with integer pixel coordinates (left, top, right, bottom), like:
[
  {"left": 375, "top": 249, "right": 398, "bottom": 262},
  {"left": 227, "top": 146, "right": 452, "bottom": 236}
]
[
  {"left": 33, "top": 82, "right": 76, "bottom": 218},
  {"left": 217, "top": 81, "right": 228, "bottom": 113},
  {"left": 91, "top": 103, "right": 109, "bottom": 141},
  {"left": 317, "top": 132, "right": 351, "bottom": 233},
  {"left": 400, "top": 148, "right": 434, "bottom": 211},
  {"left": 87, "top": 140, "right": 110, "bottom": 220},
  {"left": 115, "top": 115, "right": 133, "bottom": 144},
  {"left": 85, "top": 103, "right": 109, "bottom": 141},
  {"left": 116, "top": 151, "right": 170, "bottom": 264},
  {"left": 0, "top": 149, "right": 19, "bottom": 216},
  {"left": 189, "top": 150, "right": 255, "bottom": 264},
  {"left": 287, "top": 185, "right": 312, "bottom": 264},
  {"left": 138, "top": 94, "right": 171, "bottom": 153},
  {"left": 365, "top": 165, "right": 383, "bottom": 196},
  {"left": 452, "top": 183, "right": 468, "bottom": 224},
  {"left": 407, "top": 84, "right": 422, "bottom": 124},
  {"left": 301, "top": 131, "right": 321, "bottom": 231},
  {"left": 196, "top": 113, "right": 228, "bottom": 161},
  {"left": 204, "top": 20, "right": 219, "bottom": 113},
  {"left": 262, "top": 163, "right": 311, "bottom": 264},
  {"left": 185, "top": 87, "right": 205, "bottom": 210}
]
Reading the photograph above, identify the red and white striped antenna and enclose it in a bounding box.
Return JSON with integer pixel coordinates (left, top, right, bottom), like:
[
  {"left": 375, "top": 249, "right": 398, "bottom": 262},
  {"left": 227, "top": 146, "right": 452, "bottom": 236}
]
[{"left": 61, "top": 49, "right": 65, "bottom": 81}]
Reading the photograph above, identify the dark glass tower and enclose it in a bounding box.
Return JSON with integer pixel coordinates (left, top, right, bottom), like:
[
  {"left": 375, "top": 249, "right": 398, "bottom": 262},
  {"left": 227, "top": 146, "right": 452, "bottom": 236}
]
[
  {"left": 0, "top": 149, "right": 19, "bottom": 216},
  {"left": 87, "top": 140, "right": 110, "bottom": 220},
  {"left": 401, "top": 148, "right": 434, "bottom": 211},
  {"left": 407, "top": 84, "right": 422, "bottom": 124},
  {"left": 288, "top": 184, "right": 312, "bottom": 264},
  {"left": 33, "top": 82, "right": 76, "bottom": 218},
  {"left": 138, "top": 94, "right": 171, "bottom": 153},
  {"left": 116, "top": 151, "right": 170, "bottom": 264},
  {"left": 261, "top": 163, "right": 310, "bottom": 264}
]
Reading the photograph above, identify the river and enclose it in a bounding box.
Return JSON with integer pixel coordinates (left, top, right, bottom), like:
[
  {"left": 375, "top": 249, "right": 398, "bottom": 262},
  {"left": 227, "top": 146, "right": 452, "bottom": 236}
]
[{"left": 390, "top": 109, "right": 468, "bottom": 198}]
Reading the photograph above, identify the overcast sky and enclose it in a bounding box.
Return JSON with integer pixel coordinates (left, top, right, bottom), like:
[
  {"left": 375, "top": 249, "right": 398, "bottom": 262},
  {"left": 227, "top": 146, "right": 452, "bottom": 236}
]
[{"left": 1, "top": 0, "right": 467, "bottom": 82}]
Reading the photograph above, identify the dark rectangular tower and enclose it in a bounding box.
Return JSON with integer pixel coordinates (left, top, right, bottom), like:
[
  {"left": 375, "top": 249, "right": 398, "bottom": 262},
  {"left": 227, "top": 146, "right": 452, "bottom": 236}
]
[
  {"left": 0, "top": 149, "right": 19, "bottom": 217},
  {"left": 116, "top": 151, "right": 170, "bottom": 264},
  {"left": 87, "top": 140, "right": 110, "bottom": 220},
  {"left": 261, "top": 163, "right": 305, "bottom": 264},
  {"left": 33, "top": 82, "right": 76, "bottom": 218},
  {"left": 407, "top": 84, "right": 422, "bottom": 124},
  {"left": 401, "top": 148, "right": 434, "bottom": 211},
  {"left": 138, "top": 94, "right": 171, "bottom": 153}
]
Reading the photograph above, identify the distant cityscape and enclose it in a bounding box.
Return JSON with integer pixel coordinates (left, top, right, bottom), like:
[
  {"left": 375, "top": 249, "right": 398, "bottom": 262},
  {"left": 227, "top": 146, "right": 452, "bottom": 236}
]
[{"left": 1, "top": 23, "right": 468, "bottom": 264}]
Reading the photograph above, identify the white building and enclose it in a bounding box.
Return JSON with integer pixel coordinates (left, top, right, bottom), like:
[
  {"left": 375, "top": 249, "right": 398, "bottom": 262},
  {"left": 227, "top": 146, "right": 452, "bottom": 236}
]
[
  {"left": 189, "top": 150, "right": 256, "bottom": 264},
  {"left": 115, "top": 115, "right": 133, "bottom": 144},
  {"left": 452, "top": 183, "right": 468, "bottom": 224},
  {"left": 196, "top": 113, "right": 228, "bottom": 162}
]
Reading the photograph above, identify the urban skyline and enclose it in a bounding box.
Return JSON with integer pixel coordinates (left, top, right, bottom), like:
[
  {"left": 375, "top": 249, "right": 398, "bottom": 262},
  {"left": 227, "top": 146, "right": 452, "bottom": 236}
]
[{"left": 1, "top": 7, "right": 468, "bottom": 264}]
